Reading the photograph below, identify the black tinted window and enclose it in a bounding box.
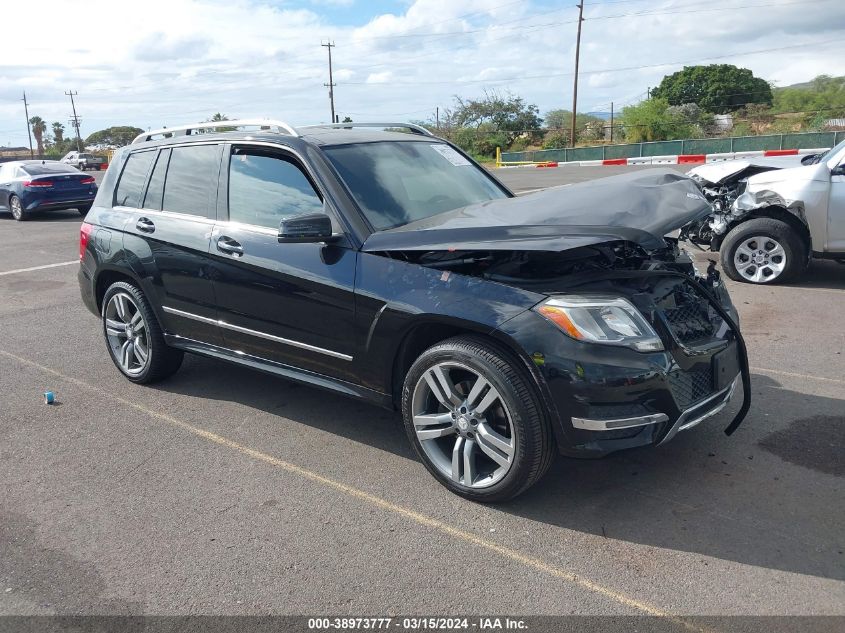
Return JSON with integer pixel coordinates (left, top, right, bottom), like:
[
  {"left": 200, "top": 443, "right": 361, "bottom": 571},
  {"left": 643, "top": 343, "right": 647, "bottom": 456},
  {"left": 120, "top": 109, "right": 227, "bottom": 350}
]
[
  {"left": 114, "top": 151, "right": 155, "bottom": 208},
  {"left": 162, "top": 144, "right": 219, "bottom": 217},
  {"left": 228, "top": 149, "right": 323, "bottom": 229},
  {"left": 22, "top": 162, "right": 80, "bottom": 175},
  {"left": 143, "top": 148, "right": 170, "bottom": 210}
]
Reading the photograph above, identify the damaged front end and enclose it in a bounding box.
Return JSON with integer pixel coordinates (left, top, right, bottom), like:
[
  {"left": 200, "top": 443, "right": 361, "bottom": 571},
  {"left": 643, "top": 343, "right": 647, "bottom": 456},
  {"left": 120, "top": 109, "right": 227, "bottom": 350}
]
[
  {"left": 683, "top": 159, "right": 813, "bottom": 250},
  {"left": 363, "top": 170, "right": 751, "bottom": 453}
]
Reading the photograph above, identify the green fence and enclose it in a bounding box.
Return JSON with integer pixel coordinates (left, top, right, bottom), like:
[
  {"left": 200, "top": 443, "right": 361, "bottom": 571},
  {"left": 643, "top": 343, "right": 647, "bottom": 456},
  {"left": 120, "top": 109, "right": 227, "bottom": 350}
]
[{"left": 501, "top": 131, "right": 845, "bottom": 163}]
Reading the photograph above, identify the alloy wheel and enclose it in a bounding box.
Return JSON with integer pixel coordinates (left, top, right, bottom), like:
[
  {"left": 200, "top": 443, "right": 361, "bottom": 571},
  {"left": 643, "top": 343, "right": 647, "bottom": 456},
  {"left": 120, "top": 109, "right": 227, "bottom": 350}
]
[
  {"left": 411, "top": 362, "right": 515, "bottom": 489},
  {"left": 733, "top": 235, "right": 787, "bottom": 283},
  {"left": 104, "top": 292, "right": 150, "bottom": 376},
  {"left": 10, "top": 196, "right": 23, "bottom": 220}
]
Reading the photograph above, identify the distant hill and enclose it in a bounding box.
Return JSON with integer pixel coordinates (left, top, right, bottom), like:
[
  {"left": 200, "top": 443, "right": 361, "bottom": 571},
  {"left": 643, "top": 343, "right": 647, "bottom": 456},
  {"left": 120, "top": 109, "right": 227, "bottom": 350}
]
[
  {"left": 775, "top": 75, "right": 845, "bottom": 91},
  {"left": 586, "top": 111, "right": 612, "bottom": 120}
]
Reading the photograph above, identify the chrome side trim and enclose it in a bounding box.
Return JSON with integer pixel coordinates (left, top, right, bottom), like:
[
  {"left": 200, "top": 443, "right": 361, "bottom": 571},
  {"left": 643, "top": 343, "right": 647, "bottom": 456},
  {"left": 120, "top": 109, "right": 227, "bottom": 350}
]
[
  {"left": 162, "top": 306, "right": 352, "bottom": 361},
  {"left": 659, "top": 376, "right": 739, "bottom": 445},
  {"left": 571, "top": 412, "right": 669, "bottom": 432}
]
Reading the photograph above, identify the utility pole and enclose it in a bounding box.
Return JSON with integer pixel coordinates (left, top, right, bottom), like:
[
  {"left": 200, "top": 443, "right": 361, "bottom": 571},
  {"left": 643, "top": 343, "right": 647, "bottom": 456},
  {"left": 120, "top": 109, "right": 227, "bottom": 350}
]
[
  {"left": 436, "top": 106, "right": 440, "bottom": 131},
  {"left": 570, "top": 1, "right": 584, "bottom": 148},
  {"left": 65, "top": 90, "right": 83, "bottom": 152},
  {"left": 21, "top": 92, "right": 34, "bottom": 158},
  {"left": 609, "top": 101, "right": 614, "bottom": 143},
  {"left": 322, "top": 41, "right": 336, "bottom": 123}
]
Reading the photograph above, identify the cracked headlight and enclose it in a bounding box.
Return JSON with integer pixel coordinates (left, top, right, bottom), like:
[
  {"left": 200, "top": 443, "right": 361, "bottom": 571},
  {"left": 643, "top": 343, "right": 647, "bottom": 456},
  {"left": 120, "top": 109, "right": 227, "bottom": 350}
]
[{"left": 535, "top": 295, "right": 664, "bottom": 352}]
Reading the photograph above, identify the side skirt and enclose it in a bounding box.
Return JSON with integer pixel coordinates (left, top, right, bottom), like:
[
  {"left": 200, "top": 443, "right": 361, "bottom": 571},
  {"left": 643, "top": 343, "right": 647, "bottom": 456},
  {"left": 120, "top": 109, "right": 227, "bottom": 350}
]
[{"left": 164, "top": 334, "right": 393, "bottom": 409}]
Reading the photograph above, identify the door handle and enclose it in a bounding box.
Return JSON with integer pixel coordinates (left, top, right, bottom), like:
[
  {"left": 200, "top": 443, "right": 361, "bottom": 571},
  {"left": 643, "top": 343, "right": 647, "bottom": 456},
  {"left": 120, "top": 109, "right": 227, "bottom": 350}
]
[
  {"left": 216, "top": 235, "right": 244, "bottom": 256},
  {"left": 136, "top": 217, "right": 155, "bottom": 233}
]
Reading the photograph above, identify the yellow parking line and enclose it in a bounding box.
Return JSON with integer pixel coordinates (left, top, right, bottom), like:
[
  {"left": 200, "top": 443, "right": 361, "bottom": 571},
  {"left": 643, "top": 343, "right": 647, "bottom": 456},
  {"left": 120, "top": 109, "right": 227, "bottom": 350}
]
[
  {"left": 0, "top": 348, "right": 712, "bottom": 630},
  {"left": 751, "top": 366, "right": 845, "bottom": 385}
]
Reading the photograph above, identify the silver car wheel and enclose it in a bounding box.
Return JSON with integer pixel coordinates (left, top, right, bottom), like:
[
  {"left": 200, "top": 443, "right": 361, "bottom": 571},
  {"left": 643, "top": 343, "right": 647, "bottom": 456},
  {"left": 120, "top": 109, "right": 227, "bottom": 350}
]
[
  {"left": 411, "top": 362, "right": 516, "bottom": 489},
  {"left": 104, "top": 292, "right": 149, "bottom": 376},
  {"left": 10, "top": 196, "right": 23, "bottom": 220},
  {"left": 733, "top": 236, "right": 787, "bottom": 283}
]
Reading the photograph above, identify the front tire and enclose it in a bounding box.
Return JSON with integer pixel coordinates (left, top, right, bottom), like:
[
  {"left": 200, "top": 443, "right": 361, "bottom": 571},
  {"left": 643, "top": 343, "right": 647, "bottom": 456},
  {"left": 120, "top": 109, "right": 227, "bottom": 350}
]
[
  {"left": 9, "top": 195, "right": 26, "bottom": 221},
  {"left": 401, "top": 336, "right": 554, "bottom": 502},
  {"left": 721, "top": 217, "right": 807, "bottom": 284},
  {"left": 102, "top": 281, "right": 183, "bottom": 384}
]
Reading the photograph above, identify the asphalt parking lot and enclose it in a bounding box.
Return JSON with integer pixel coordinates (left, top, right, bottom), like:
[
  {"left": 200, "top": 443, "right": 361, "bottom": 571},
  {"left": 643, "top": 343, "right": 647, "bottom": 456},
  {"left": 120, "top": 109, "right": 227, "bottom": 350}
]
[{"left": 0, "top": 165, "right": 843, "bottom": 621}]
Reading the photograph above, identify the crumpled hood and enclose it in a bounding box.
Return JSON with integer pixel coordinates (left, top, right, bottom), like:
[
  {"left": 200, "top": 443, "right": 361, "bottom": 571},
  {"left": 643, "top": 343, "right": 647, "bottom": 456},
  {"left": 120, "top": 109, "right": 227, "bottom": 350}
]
[
  {"left": 362, "top": 169, "right": 711, "bottom": 254},
  {"left": 688, "top": 156, "right": 804, "bottom": 185}
]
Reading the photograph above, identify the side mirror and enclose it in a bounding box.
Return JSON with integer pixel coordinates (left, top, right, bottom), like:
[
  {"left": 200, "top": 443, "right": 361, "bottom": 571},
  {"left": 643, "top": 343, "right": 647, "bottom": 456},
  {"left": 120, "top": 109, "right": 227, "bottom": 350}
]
[
  {"left": 278, "top": 212, "right": 338, "bottom": 243},
  {"left": 831, "top": 164, "right": 845, "bottom": 177}
]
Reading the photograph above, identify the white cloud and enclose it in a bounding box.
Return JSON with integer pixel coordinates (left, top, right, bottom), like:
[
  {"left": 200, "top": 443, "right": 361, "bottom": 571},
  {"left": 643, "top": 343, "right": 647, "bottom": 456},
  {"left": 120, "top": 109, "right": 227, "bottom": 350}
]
[
  {"left": 365, "top": 71, "right": 392, "bottom": 84},
  {"left": 0, "top": 0, "right": 842, "bottom": 144}
]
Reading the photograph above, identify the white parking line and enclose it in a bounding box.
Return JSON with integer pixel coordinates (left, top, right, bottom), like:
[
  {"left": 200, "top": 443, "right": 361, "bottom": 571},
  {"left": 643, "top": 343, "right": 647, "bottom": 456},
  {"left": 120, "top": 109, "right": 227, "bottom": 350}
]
[{"left": 0, "top": 260, "right": 78, "bottom": 276}]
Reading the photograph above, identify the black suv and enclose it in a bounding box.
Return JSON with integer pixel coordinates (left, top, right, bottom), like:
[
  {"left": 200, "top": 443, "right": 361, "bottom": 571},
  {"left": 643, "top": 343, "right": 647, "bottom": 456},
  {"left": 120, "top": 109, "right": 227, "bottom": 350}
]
[{"left": 79, "top": 120, "right": 749, "bottom": 502}]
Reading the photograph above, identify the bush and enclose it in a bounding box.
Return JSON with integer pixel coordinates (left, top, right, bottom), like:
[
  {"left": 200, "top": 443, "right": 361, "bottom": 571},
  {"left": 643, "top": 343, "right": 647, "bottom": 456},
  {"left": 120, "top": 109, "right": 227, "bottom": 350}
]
[{"left": 542, "top": 131, "right": 569, "bottom": 149}]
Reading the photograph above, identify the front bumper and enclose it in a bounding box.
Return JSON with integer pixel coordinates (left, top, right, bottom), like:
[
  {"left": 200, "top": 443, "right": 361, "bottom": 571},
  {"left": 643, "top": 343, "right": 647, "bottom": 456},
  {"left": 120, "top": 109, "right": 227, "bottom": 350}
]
[{"left": 497, "top": 274, "right": 750, "bottom": 458}]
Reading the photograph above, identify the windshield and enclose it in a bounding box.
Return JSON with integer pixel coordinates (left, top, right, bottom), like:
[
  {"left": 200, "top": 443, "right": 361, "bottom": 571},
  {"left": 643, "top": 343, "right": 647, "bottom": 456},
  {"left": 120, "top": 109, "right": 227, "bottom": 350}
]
[
  {"left": 323, "top": 141, "right": 509, "bottom": 230},
  {"left": 816, "top": 138, "right": 845, "bottom": 165}
]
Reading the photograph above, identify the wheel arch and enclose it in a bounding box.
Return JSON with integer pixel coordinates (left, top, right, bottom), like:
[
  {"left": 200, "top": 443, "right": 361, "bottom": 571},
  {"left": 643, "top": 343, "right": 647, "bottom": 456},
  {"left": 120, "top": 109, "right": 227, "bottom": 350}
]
[
  {"left": 716, "top": 205, "right": 811, "bottom": 256},
  {"left": 94, "top": 266, "right": 146, "bottom": 313}
]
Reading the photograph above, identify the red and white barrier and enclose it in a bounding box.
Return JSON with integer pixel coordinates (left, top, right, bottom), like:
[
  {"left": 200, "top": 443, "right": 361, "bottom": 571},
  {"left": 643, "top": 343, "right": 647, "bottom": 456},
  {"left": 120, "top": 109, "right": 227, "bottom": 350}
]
[{"left": 500, "top": 147, "right": 829, "bottom": 168}]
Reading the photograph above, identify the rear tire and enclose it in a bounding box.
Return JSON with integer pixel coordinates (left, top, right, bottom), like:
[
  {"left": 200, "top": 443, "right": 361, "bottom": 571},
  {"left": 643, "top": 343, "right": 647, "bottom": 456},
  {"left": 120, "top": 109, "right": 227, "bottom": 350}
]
[
  {"left": 102, "top": 281, "right": 183, "bottom": 384},
  {"left": 9, "top": 195, "right": 26, "bottom": 221},
  {"left": 78, "top": 206, "right": 91, "bottom": 216},
  {"left": 721, "top": 217, "right": 807, "bottom": 284},
  {"left": 401, "top": 336, "right": 554, "bottom": 502}
]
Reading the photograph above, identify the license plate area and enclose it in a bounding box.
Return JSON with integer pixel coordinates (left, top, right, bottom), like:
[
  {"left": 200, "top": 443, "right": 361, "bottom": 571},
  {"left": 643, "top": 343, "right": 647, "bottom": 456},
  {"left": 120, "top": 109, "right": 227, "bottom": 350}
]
[{"left": 712, "top": 342, "right": 740, "bottom": 392}]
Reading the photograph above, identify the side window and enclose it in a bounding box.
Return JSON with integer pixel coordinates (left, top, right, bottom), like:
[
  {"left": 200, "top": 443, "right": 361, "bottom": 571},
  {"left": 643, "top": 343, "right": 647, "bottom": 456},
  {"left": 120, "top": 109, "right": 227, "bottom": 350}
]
[
  {"left": 228, "top": 148, "right": 323, "bottom": 230},
  {"left": 143, "top": 148, "right": 170, "bottom": 210},
  {"left": 162, "top": 144, "right": 219, "bottom": 218},
  {"left": 114, "top": 151, "right": 155, "bottom": 208}
]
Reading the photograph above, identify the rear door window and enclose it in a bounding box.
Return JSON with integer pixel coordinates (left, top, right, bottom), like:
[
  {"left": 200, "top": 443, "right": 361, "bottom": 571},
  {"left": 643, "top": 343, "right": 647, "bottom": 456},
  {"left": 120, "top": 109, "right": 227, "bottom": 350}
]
[
  {"left": 143, "top": 148, "right": 171, "bottom": 211},
  {"left": 114, "top": 151, "right": 155, "bottom": 208},
  {"left": 227, "top": 148, "right": 323, "bottom": 229},
  {"left": 162, "top": 144, "right": 220, "bottom": 218}
]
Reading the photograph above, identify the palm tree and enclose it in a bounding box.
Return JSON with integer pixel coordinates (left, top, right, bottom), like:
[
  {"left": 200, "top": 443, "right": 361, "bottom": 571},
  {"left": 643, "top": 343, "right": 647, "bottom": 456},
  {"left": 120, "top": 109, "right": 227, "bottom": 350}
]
[
  {"left": 52, "top": 122, "right": 65, "bottom": 143},
  {"left": 29, "top": 116, "right": 47, "bottom": 157}
]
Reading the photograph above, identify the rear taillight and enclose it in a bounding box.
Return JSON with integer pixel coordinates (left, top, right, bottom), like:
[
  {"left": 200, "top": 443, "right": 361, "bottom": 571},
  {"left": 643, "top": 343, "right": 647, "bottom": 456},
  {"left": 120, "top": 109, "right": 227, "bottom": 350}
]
[
  {"left": 80, "top": 223, "right": 94, "bottom": 260},
  {"left": 80, "top": 176, "right": 95, "bottom": 185},
  {"left": 23, "top": 180, "right": 53, "bottom": 188}
]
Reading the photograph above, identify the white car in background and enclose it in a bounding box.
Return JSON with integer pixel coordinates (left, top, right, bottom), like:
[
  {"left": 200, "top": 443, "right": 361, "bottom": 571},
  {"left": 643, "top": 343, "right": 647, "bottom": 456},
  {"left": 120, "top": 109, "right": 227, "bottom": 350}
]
[{"left": 685, "top": 141, "right": 845, "bottom": 284}]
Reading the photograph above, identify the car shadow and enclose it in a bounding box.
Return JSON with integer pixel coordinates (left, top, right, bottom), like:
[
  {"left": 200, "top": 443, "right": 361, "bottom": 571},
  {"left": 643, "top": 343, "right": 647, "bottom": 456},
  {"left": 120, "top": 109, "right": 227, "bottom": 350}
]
[
  {"left": 0, "top": 209, "right": 85, "bottom": 223},
  {"left": 779, "top": 258, "right": 845, "bottom": 291},
  {"left": 154, "top": 359, "right": 843, "bottom": 582}
]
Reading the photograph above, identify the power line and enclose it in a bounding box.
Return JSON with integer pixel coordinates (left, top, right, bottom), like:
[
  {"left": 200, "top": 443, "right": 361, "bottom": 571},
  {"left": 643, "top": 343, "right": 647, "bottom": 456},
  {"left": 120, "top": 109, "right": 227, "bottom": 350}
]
[{"left": 338, "top": 38, "right": 839, "bottom": 86}]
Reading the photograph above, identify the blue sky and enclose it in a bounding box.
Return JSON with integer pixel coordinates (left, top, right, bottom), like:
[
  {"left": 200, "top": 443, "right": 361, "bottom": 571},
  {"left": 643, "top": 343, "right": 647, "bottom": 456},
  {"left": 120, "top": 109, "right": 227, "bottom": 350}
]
[{"left": 1, "top": 0, "right": 843, "bottom": 147}]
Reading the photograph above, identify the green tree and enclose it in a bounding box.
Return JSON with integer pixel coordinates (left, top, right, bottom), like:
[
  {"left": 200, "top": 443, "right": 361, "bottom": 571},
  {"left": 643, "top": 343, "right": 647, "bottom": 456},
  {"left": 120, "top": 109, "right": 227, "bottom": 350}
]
[
  {"left": 52, "top": 122, "right": 65, "bottom": 143},
  {"left": 29, "top": 116, "right": 47, "bottom": 156},
  {"left": 620, "top": 98, "right": 695, "bottom": 142},
  {"left": 85, "top": 126, "right": 145, "bottom": 147},
  {"left": 543, "top": 109, "right": 604, "bottom": 131},
  {"left": 342, "top": 116, "right": 353, "bottom": 123},
  {"left": 772, "top": 75, "right": 845, "bottom": 118},
  {"left": 652, "top": 64, "right": 772, "bottom": 114},
  {"left": 441, "top": 91, "right": 542, "bottom": 151}
]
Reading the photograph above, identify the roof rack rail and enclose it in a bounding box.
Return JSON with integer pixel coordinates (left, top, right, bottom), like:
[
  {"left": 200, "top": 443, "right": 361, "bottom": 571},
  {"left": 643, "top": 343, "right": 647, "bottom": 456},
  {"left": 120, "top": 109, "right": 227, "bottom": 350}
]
[
  {"left": 132, "top": 119, "right": 299, "bottom": 144},
  {"left": 299, "top": 122, "right": 435, "bottom": 137}
]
